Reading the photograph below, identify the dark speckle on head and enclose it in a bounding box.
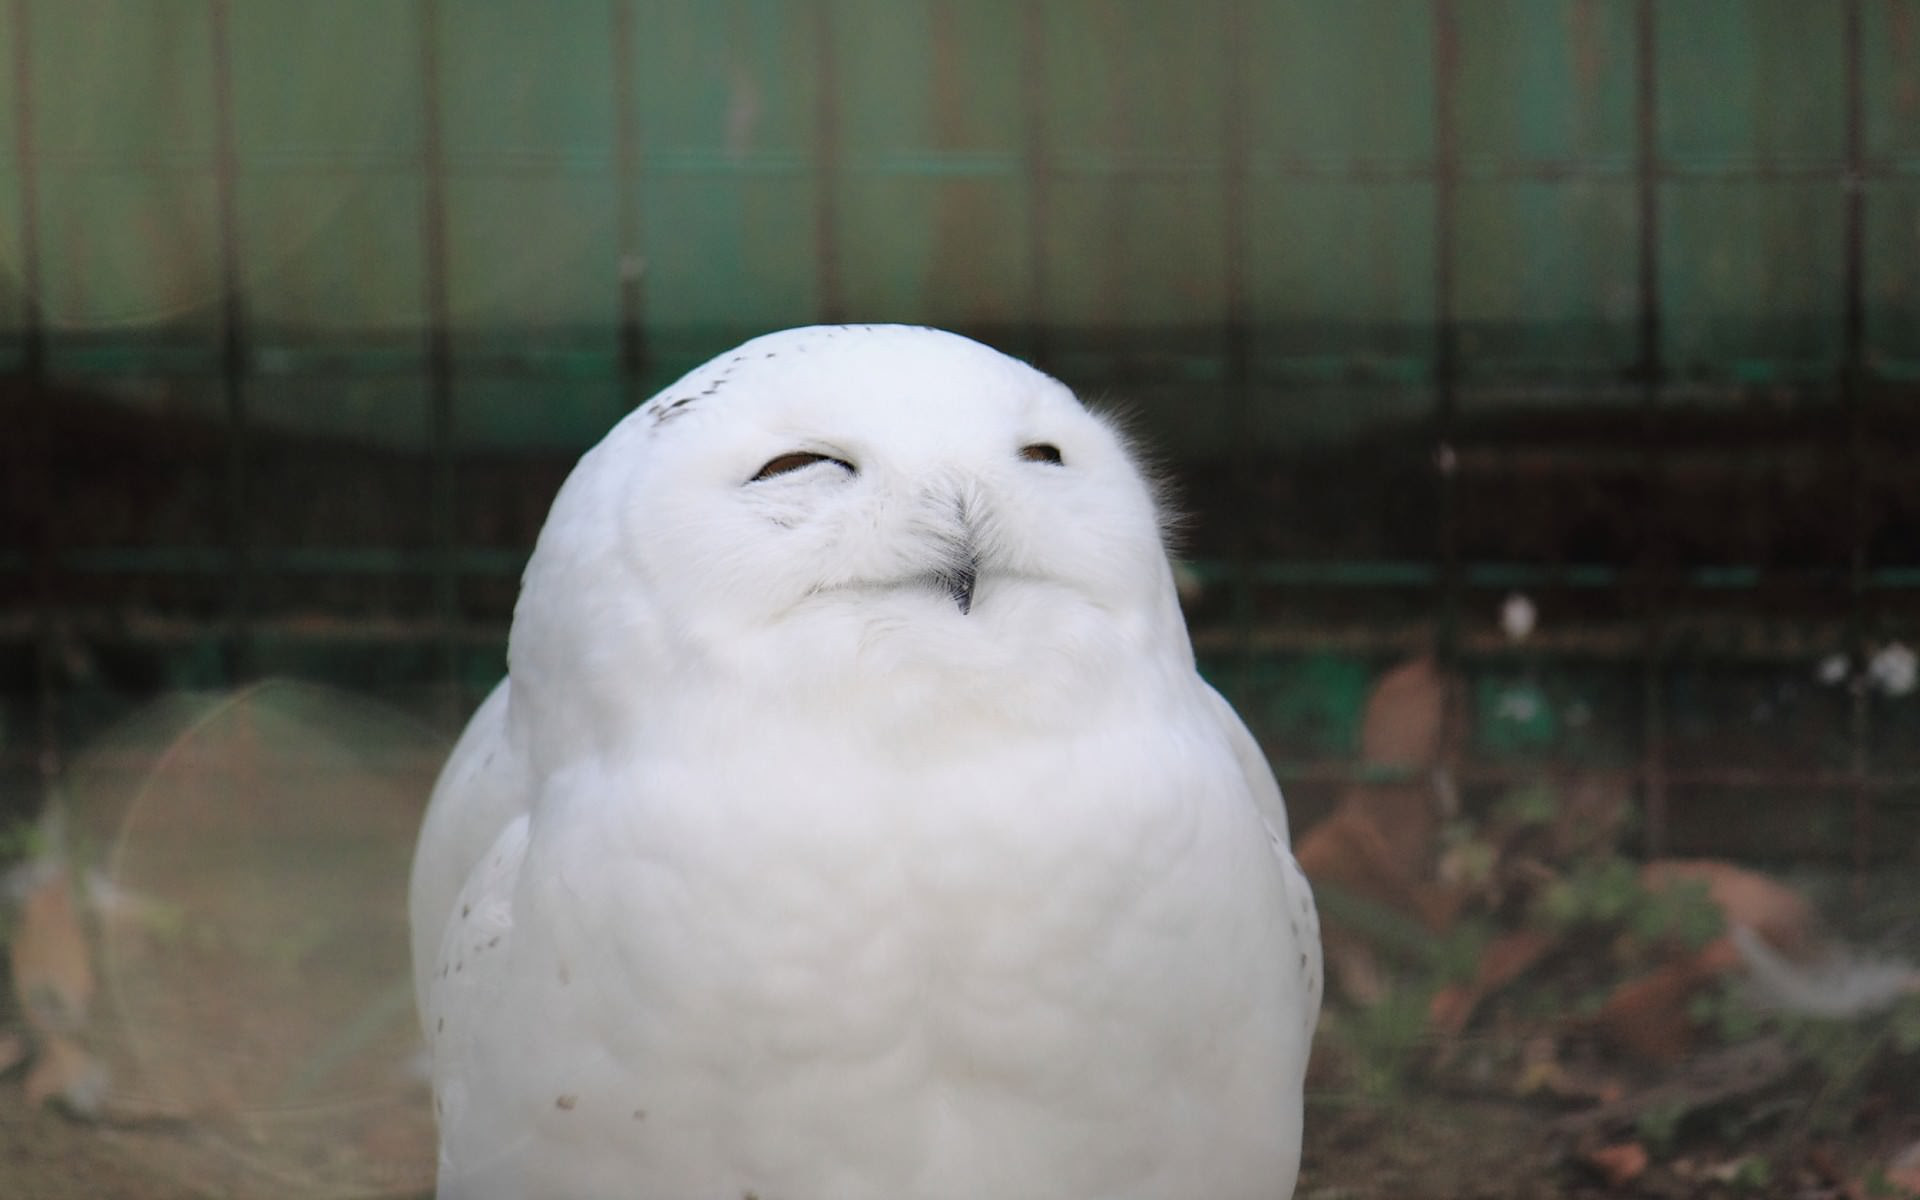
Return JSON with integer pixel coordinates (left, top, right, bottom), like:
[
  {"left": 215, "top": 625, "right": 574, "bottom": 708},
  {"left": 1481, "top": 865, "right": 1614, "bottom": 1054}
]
[
  {"left": 556, "top": 1094, "right": 577, "bottom": 1111},
  {"left": 652, "top": 394, "right": 700, "bottom": 426},
  {"left": 764, "top": 351, "right": 775, "bottom": 358}
]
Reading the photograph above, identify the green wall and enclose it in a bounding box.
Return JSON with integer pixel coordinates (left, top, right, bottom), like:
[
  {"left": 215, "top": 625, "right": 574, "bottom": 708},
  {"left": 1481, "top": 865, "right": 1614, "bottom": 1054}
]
[{"left": 3, "top": 0, "right": 1916, "bottom": 452}]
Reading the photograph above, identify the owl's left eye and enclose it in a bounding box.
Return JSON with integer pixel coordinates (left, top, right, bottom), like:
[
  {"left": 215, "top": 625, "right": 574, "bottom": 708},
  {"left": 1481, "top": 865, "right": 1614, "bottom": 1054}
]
[
  {"left": 750, "top": 451, "right": 855, "bottom": 482},
  {"left": 1019, "top": 443, "right": 1064, "bottom": 465}
]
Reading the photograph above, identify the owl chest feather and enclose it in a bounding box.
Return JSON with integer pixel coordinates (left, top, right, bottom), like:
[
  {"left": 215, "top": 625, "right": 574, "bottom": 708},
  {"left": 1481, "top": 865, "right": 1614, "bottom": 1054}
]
[
  {"left": 540, "top": 691, "right": 1260, "bottom": 992},
  {"left": 487, "top": 687, "right": 1301, "bottom": 1193}
]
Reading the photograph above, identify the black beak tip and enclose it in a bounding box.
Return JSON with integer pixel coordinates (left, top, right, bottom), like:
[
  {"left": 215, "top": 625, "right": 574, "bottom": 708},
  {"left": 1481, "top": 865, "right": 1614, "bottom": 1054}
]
[{"left": 943, "top": 564, "right": 977, "bottom": 615}]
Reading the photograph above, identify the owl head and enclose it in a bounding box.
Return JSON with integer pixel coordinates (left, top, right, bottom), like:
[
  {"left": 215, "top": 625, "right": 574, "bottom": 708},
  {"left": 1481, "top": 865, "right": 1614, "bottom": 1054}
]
[{"left": 507, "top": 325, "right": 1188, "bottom": 762}]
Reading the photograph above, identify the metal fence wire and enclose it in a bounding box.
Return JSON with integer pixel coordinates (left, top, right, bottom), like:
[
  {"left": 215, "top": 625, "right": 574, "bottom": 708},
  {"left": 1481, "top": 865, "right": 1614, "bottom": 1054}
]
[{"left": 3, "top": 1, "right": 1919, "bottom": 867}]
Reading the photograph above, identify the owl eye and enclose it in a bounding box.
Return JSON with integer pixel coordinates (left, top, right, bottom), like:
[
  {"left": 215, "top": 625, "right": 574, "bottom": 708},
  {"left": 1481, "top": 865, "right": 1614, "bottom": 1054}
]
[
  {"left": 750, "top": 451, "right": 855, "bottom": 482},
  {"left": 1019, "top": 443, "right": 1064, "bottom": 465}
]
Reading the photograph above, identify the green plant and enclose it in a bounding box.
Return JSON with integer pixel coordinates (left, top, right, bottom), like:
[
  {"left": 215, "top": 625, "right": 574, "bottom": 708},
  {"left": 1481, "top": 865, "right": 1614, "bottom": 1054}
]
[
  {"left": 1635, "top": 1097, "right": 1689, "bottom": 1157},
  {"left": 1719, "top": 1154, "right": 1772, "bottom": 1192},
  {"left": 1629, "top": 877, "right": 1723, "bottom": 951},
  {"left": 1492, "top": 780, "right": 1559, "bottom": 828},
  {"left": 1529, "top": 852, "right": 1723, "bottom": 969},
  {"left": 0, "top": 816, "right": 47, "bottom": 864},
  {"left": 1330, "top": 983, "right": 1437, "bottom": 1106},
  {"left": 1696, "top": 976, "right": 1920, "bottom": 1138}
]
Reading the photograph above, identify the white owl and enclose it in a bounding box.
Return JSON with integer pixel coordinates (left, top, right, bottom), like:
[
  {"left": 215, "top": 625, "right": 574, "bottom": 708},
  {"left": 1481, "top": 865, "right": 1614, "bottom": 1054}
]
[{"left": 408, "top": 325, "right": 1322, "bottom": 1200}]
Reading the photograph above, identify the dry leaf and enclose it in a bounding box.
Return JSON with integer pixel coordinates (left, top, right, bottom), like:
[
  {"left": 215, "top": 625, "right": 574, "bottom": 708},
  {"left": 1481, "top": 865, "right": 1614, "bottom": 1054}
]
[
  {"left": 1515, "top": 1038, "right": 1624, "bottom": 1105},
  {"left": 10, "top": 865, "right": 94, "bottom": 1036},
  {"left": 1582, "top": 1141, "right": 1649, "bottom": 1188},
  {"left": 1589, "top": 956, "right": 1726, "bottom": 1062},
  {"left": 1430, "top": 928, "right": 1557, "bottom": 1035},
  {"left": 23, "top": 1033, "right": 107, "bottom": 1117},
  {"left": 1884, "top": 1138, "right": 1920, "bottom": 1194},
  {"left": 0, "top": 1030, "right": 27, "bottom": 1075},
  {"left": 1298, "top": 785, "right": 1459, "bottom": 929},
  {"left": 1358, "top": 654, "right": 1454, "bottom": 768}
]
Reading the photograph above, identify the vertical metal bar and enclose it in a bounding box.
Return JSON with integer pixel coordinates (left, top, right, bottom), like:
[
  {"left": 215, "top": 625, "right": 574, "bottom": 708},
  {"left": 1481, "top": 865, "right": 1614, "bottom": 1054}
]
[
  {"left": 9, "top": 0, "right": 40, "bottom": 382},
  {"left": 613, "top": 0, "right": 647, "bottom": 403},
  {"left": 811, "top": 0, "right": 842, "bottom": 324},
  {"left": 1019, "top": 0, "right": 1049, "bottom": 368},
  {"left": 419, "top": 0, "right": 459, "bottom": 721},
  {"left": 1840, "top": 0, "right": 1870, "bottom": 886},
  {"left": 1634, "top": 0, "right": 1669, "bottom": 858},
  {"left": 1222, "top": 0, "right": 1256, "bottom": 702},
  {"left": 1433, "top": 0, "right": 1462, "bottom": 695},
  {"left": 209, "top": 0, "right": 250, "bottom": 684},
  {"left": 11, "top": 0, "right": 57, "bottom": 789},
  {"left": 1221, "top": 0, "right": 1249, "bottom": 385}
]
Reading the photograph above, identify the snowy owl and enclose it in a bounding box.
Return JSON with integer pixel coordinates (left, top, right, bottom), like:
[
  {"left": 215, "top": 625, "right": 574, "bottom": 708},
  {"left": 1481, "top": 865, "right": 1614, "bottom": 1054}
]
[{"left": 408, "top": 325, "right": 1321, "bottom": 1199}]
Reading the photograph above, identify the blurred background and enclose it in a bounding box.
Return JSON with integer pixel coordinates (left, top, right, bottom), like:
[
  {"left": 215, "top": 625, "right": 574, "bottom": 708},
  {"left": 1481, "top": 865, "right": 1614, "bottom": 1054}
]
[{"left": 2, "top": 2, "right": 1919, "bottom": 1197}]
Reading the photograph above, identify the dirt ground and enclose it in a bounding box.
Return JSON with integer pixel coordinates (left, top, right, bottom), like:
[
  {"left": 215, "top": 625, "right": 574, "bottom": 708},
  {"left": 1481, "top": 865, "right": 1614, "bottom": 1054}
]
[
  {"left": 0, "top": 1069, "right": 1543, "bottom": 1199},
  {"left": 1303, "top": 1093, "right": 1570, "bottom": 1200},
  {"left": 2, "top": 1066, "right": 1910, "bottom": 1199},
  {"left": 0, "top": 1080, "right": 428, "bottom": 1199},
  {"left": 1297, "top": 1061, "right": 1920, "bottom": 1200}
]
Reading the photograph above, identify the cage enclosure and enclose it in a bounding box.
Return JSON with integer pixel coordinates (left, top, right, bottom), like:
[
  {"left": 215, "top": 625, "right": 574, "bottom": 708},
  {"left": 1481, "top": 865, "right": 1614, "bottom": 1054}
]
[{"left": 2, "top": 3, "right": 1919, "bottom": 1199}]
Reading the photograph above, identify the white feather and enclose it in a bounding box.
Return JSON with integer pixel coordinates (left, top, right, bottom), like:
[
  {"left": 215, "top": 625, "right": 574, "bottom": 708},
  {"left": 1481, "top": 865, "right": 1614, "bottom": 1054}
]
[{"left": 1729, "top": 924, "right": 1920, "bottom": 1019}]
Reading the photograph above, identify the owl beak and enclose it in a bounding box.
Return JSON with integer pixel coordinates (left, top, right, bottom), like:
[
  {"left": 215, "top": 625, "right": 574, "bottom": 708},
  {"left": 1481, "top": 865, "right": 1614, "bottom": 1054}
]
[
  {"left": 939, "top": 551, "right": 978, "bottom": 615},
  {"left": 928, "top": 488, "right": 980, "bottom": 614}
]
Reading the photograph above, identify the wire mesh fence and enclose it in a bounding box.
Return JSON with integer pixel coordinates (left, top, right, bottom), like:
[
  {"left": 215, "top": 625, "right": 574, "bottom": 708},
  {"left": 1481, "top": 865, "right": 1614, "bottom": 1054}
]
[{"left": 2, "top": 0, "right": 1919, "bottom": 869}]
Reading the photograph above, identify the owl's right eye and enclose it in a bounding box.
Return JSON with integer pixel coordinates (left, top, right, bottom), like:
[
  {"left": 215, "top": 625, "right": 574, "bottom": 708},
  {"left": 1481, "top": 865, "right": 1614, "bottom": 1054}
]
[{"left": 749, "top": 451, "right": 855, "bottom": 482}]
